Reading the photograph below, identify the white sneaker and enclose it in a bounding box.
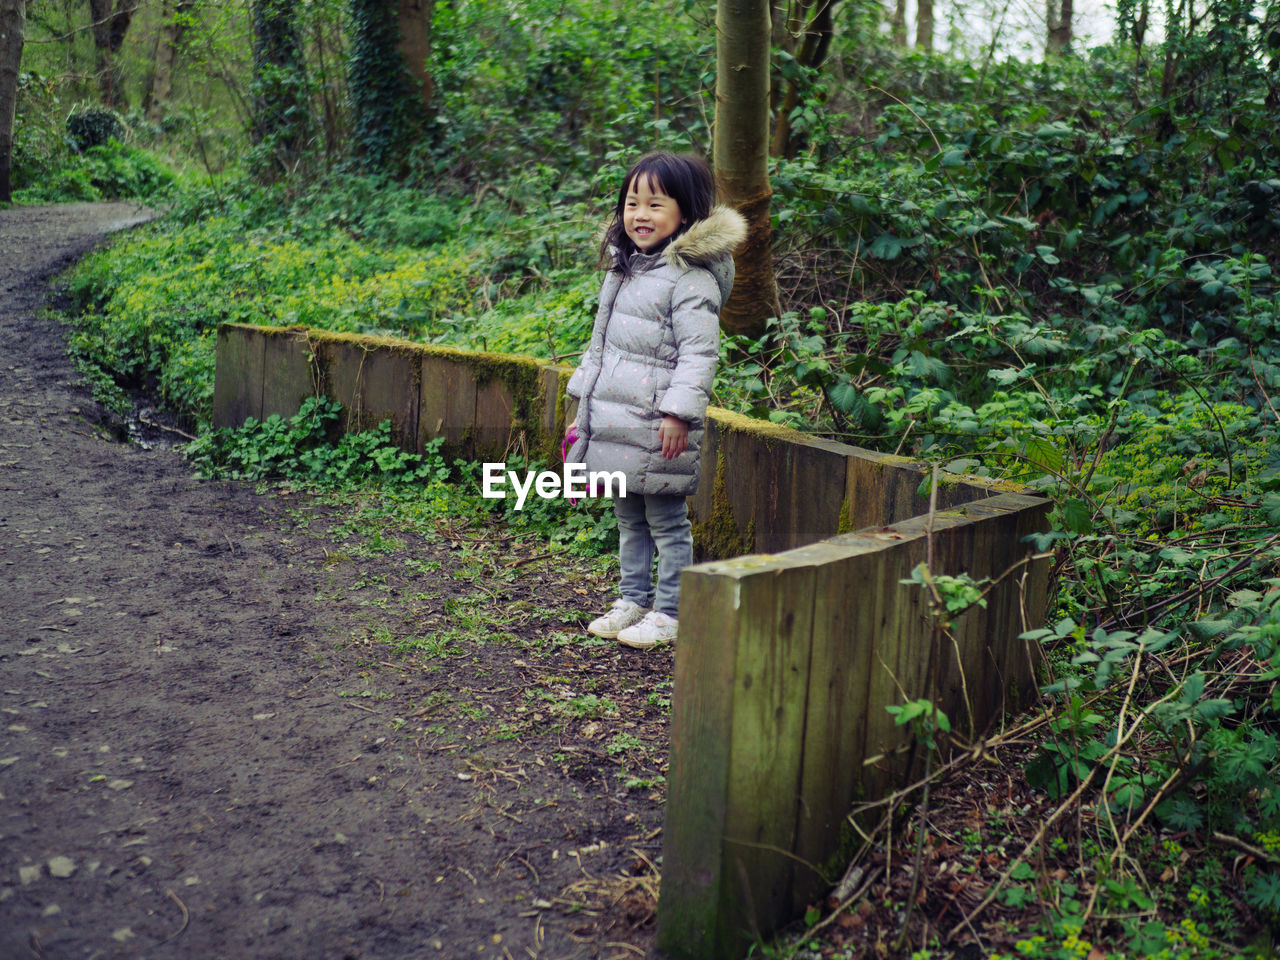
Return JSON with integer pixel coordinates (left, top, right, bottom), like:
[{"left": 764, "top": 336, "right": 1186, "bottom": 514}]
[
  {"left": 587, "top": 599, "right": 650, "bottom": 639},
  {"left": 617, "top": 611, "right": 678, "bottom": 650}
]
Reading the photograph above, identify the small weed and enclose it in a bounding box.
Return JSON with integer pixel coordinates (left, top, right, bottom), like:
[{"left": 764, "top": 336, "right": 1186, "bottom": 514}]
[
  {"left": 394, "top": 634, "right": 455, "bottom": 659},
  {"left": 554, "top": 694, "right": 618, "bottom": 720},
  {"left": 606, "top": 733, "right": 643, "bottom": 756},
  {"left": 623, "top": 775, "right": 665, "bottom": 790}
]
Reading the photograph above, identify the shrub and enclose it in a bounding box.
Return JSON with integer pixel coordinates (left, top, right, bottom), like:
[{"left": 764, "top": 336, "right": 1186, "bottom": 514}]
[{"left": 66, "top": 108, "right": 128, "bottom": 151}]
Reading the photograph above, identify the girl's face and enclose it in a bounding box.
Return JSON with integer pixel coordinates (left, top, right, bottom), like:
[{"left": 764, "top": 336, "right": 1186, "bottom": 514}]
[{"left": 623, "top": 174, "right": 685, "bottom": 253}]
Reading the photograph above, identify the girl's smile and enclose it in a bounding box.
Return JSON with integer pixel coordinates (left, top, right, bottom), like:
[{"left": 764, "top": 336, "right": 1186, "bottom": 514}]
[{"left": 624, "top": 175, "right": 685, "bottom": 252}]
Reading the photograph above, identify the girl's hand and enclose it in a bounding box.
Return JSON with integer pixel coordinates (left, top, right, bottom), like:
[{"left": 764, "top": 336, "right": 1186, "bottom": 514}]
[
  {"left": 565, "top": 419, "right": 578, "bottom": 439},
  {"left": 659, "top": 416, "right": 689, "bottom": 459}
]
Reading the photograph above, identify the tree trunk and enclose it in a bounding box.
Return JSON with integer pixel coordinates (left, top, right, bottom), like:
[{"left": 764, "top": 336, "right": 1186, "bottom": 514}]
[
  {"left": 889, "top": 0, "right": 907, "bottom": 45},
  {"left": 771, "top": 0, "right": 837, "bottom": 158},
  {"left": 349, "top": 0, "right": 430, "bottom": 170},
  {"left": 0, "top": 0, "right": 24, "bottom": 204},
  {"left": 89, "top": 0, "right": 139, "bottom": 109},
  {"left": 1046, "top": 0, "right": 1073, "bottom": 55},
  {"left": 716, "top": 0, "right": 781, "bottom": 339},
  {"left": 396, "top": 0, "right": 434, "bottom": 111},
  {"left": 251, "top": 0, "right": 310, "bottom": 179},
  {"left": 915, "top": 0, "right": 934, "bottom": 51},
  {"left": 147, "top": 0, "right": 192, "bottom": 122}
]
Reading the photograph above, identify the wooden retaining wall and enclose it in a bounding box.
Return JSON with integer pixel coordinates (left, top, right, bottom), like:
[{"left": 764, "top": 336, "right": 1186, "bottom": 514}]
[
  {"left": 659, "top": 494, "right": 1050, "bottom": 959},
  {"left": 213, "top": 322, "right": 1051, "bottom": 958},
  {"left": 213, "top": 323, "right": 1036, "bottom": 559}
]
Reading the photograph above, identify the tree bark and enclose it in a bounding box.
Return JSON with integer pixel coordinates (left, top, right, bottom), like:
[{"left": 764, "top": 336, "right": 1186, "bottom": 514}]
[
  {"left": 915, "top": 0, "right": 934, "bottom": 51},
  {"left": 770, "top": 0, "right": 837, "bottom": 158},
  {"left": 396, "top": 0, "right": 434, "bottom": 111},
  {"left": 147, "top": 0, "right": 192, "bottom": 122},
  {"left": 716, "top": 0, "right": 781, "bottom": 339},
  {"left": 889, "top": 0, "right": 907, "bottom": 45},
  {"left": 0, "top": 0, "right": 24, "bottom": 204},
  {"left": 1046, "top": 0, "right": 1073, "bottom": 55},
  {"left": 89, "top": 0, "right": 139, "bottom": 109},
  {"left": 251, "top": 0, "right": 310, "bottom": 178}
]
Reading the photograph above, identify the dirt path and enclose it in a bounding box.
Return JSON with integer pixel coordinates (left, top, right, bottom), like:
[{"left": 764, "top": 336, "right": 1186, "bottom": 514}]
[{"left": 0, "top": 204, "right": 670, "bottom": 959}]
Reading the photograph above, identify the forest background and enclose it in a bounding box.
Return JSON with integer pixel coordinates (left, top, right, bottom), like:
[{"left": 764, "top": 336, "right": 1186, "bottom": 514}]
[{"left": 2, "top": 0, "right": 1280, "bottom": 957}]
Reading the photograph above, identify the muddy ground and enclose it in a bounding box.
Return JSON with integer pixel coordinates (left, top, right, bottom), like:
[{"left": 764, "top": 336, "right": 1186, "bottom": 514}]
[{"left": 0, "top": 204, "right": 673, "bottom": 959}]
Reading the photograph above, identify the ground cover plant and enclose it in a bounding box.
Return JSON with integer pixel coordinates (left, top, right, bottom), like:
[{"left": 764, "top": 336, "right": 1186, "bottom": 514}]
[{"left": 19, "top": 0, "right": 1280, "bottom": 954}]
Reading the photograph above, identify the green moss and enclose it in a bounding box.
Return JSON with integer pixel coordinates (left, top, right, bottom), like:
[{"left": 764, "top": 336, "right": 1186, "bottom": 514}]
[
  {"left": 267, "top": 323, "right": 556, "bottom": 461},
  {"left": 817, "top": 815, "right": 865, "bottom": 888},
  {"left": 550, "top": 367, "right": 574, "bottom": 464},
  {"left": 707, "top": 406, "right": 812, "bottom": 448},
  {"left": 837, "top": 498, "right": 853, "bottom": 535},
  {"left": 692, "top": 450, "right": 754, "bottom": 561}
]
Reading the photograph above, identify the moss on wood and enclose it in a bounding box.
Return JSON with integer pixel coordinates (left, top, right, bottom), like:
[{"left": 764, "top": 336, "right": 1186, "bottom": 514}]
[
  {"left": 707, "top": 406, "right": 811, "bottom": 448},
  {"left": 692, "top": 450, "right": 755, "bottom": 561}
]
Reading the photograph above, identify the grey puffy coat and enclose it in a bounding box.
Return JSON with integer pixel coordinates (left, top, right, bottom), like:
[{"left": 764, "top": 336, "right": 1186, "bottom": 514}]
[{"left": 566, "top": 206, "right": 747, "bottom": 497}]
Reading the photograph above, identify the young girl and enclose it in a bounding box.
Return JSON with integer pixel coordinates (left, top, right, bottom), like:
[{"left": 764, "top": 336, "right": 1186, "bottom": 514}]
[{"left": 565, "top": 151, "right": 746, "bottom": 650}]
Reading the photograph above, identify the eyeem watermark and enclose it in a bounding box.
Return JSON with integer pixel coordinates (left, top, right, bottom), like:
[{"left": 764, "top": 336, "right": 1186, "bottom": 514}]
[{"left": 481, "top": 463, "right": 626, "bottom": 510}]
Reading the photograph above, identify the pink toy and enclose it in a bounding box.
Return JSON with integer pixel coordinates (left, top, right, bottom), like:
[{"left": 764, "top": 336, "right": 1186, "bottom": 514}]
[{"left": 562, "top": 426, "right": 580, "bottom": 504}]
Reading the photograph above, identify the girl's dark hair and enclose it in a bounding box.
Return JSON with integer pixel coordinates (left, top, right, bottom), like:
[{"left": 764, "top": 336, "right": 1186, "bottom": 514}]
[{"left": 599, "top": 151, "right": 716, "bottom": 275}]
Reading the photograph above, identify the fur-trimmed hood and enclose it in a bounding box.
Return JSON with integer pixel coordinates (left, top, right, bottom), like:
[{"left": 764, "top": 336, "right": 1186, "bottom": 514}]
[{"left": 662, "top": 205, "right": 748, "bottom": 270}]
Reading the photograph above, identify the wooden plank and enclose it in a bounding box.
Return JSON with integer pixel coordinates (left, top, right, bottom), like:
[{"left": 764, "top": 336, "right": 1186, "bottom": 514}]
[
  {"left": 260, "top": 329, "right": 315, "bottom": 421},
  {"left": 718, "top": 422, "right": 779, "bottom": 553},
  {"left": 419, "top": 354, "right": 478, "bottom": 458},
  {"left": 659, "top": 564, "right": 743, "bottom": 960},
  {"left": 842, "top": 528, "right": 931, "bottom": 800},
  {"left": 687, "top": 418, "right": 730, "bottom": 560},
  {"left": 315, "top": 338, "right": 364, "bottom": 435},
  {"left": 778, "top": 438, "right": 849, "bottom": 551},
  {"left": 352, "top": 347, "right": 420, "bottom": 448},
  {"left": 212, "top": 323, "right": 264, "bottom": 428},
  {"left": 720, "top": 556, "right": 817, "bottom": 948},
  {"left": 791, "top": 540, "right": 881, "bottom": 910},
  {"left": 473, "top": 377, "right": 515, "bottom": 462}
]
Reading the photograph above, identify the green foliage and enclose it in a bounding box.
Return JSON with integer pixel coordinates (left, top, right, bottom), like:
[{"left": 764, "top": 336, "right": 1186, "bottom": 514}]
[
  {"left": 428, "top": 0, "right": 711, "bottom": 183},
  {"left": 66, "top": 108, "right": 128, "bottom": 151},
  {"left": 17, "top": 140, "right": 175, "bottom": 204},
  {"left": 886, "top": 698, "right": 950, "bottom": 751},
  {"left": 11, "top": 75, "right": 176, "bottom": 205},
  {"left": 249, "top": 0, "right": 312, "bottom": 180},
  {"left": 186, "top": 396, "right": 445, "bottom": 486},
  {"left": 186, "top": 395, "right": 618, "bottom": 555}
]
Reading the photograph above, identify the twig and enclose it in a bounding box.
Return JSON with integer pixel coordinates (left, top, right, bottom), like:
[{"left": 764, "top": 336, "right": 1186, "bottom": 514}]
[
  {"left": 505, "top": 552, "right": 556, "bottom": 569},
  {"left": 517, "top": 855, "right": 540, "bottom": 884},
  {"left": 156, "top": 889, "right": 190, "bottom": 947},
  {"left": 1211, "top": 831, "right": 1280, "bottom": 864},
  {"left": 136, "top": 414, "right": 197, "bottom": 441}
]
